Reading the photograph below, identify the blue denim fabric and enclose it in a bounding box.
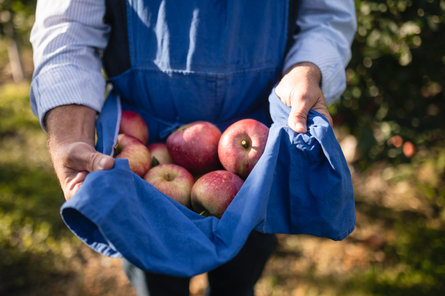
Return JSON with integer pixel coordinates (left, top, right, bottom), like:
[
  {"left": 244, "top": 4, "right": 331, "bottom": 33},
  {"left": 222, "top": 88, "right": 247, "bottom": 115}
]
[
  {"left": 60, "top": 0, "right": 355, "bottom": 277},
  {"left": 109, "top": 0, "right": 287, "bottom": 142},
  {"left": 61, "top": 88, "right": 355, "bottom": 277}
]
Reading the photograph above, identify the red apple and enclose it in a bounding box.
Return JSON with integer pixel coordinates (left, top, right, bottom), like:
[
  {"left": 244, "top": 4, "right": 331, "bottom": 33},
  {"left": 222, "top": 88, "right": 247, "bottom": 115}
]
[
  {"left": 166, "top": 121, "right": 221, "bottom": 174},
  {"left": 120, "top": 110, "right": 149, "bottom": 145},
  {"left": 191, "top": 170, "right": 244, "bottom": 218},
  {"left": 144, "top": 164, "right": 194, "bottom": 207},
  {"left": 147, "top": 143, "right": 173, "bottom": 167},
  {"left": 218, "top": 119, "right": 269, "bottom": 179},
  {"left": 114, "top": 134, "right": 151, "bottom": 177}
]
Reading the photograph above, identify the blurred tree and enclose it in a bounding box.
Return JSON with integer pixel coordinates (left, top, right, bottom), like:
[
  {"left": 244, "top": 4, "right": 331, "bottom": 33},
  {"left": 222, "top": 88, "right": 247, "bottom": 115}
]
[
  {"left": 0, "top": 0, "right": 35, "bottom": 82},
  {"left": 331, "top": 0, "right": 445, "bottom": 170}
]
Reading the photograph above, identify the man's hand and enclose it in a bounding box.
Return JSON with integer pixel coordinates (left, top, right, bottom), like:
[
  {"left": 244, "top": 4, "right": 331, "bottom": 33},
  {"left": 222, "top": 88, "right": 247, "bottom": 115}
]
[
  {"left": 275, "top": 62, "right": 333, "bottom": 133},
  {"left": 46, "top": 105, "right": 114, "bottom": 200}
]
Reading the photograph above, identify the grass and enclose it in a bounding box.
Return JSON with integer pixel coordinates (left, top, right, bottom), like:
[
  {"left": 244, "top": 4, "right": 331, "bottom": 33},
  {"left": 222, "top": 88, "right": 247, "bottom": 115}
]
[{"left": 0, "top": 81, "right": 444, "bottom": 295}]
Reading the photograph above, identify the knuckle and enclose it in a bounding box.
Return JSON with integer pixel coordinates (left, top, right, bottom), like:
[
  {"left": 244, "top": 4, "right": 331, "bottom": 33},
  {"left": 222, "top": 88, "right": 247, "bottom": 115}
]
[
  {"left": 275, "top": 87, "right": 292, "bottom": 106},
  {"left": 88, "top": 152, "right": 101, "bottom": 172},
  {"left": 295, "top": 112, "right": 308, "bottom": 121}
]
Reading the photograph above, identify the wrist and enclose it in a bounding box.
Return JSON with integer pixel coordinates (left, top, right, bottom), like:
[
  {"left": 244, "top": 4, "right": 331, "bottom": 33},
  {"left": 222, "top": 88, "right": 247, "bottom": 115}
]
[{"left": 285, "top": 62, "right": 322, "bottom": 86}]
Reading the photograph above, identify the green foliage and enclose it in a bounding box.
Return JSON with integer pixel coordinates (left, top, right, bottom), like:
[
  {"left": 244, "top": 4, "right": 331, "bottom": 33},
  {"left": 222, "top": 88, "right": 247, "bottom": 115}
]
[
  {"left": 344, "top": 144, "right": 445, "bottom": 295},
  {"left": 0, "top": 83, "right": 79, "bottom": 294},
  {"left": 0, "top": 0, "right": 36, "bottom": 37},
  {"left": 0, "top": 82, "right": 39, "bottom": 131},
  {"left": 348, "top": 224, "right": 445, "bottom": 296},
  {"left": 332, "top": 0, "right": 445, "bottom": 169},
  {"left": 0, "top": 0, "right": 35, "bottom": 77}
]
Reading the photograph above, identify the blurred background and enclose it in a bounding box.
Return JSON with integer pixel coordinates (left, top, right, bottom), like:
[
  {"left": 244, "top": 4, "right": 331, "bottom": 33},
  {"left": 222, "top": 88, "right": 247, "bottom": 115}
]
[{"left": 0, "top": 0, "right": 444, "bottom": 295}]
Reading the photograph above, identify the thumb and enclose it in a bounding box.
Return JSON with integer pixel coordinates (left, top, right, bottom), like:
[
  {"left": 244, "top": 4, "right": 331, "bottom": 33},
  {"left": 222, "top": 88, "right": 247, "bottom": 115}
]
[
  {"left": 64, "top": 142, "right": 115, "bottom": 172},
  {"left": 288, "top": 103, "right": 309, "bottom": 133},
  {"left": 87, "top": 151, "right": 115, "bottom": 172}
]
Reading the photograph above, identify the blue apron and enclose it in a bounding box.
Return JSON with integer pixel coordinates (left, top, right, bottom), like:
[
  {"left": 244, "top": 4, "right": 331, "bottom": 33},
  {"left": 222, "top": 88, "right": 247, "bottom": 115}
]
[{"left": 61, "top": 0, "right": 356, "bottom": 277}]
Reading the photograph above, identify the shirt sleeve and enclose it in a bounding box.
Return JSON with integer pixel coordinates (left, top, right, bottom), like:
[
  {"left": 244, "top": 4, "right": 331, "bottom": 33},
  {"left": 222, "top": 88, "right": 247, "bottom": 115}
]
[
  {"left": 283, "top": 0, "right": 357, "bottom": 105},
  {"left": 30, "top": 0, "right": 110, "bottom": 130}
]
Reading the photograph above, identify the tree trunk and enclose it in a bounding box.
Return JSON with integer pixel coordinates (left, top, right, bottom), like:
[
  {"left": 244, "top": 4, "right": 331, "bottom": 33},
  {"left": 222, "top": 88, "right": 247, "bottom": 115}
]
[{"left": 4, "top": 23, "right": 25, "bottom": 82}]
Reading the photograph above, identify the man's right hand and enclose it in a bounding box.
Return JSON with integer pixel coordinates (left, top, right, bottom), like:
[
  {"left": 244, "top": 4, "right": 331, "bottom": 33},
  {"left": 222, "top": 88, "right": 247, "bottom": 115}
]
[{"left": 46, "top": 105, "right": 114, "bottom": 200}]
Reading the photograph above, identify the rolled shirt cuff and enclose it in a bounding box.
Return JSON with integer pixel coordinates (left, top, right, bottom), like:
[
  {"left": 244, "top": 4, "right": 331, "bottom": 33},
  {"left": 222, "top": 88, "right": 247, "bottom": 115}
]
[{"left": 30, "top": 64, "right": 106, "bottom": 130}]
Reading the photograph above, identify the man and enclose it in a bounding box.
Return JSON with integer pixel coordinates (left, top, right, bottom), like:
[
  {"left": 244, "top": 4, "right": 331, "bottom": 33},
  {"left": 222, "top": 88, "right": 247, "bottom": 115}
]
[{"left": 30, "top": 1, "right": 356, "bottom": 295}]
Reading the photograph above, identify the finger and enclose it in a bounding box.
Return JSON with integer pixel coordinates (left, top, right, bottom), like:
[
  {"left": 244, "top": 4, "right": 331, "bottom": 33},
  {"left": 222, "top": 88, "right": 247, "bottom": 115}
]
[
  {"left": 87, "top": 152, "right": 115, "bottom": 172},
  {"left": 288, "top": 93, "right": 311, "bottom": 133},
  {"left": 67, "top": 170, "right": 88, "bottom": 192},
  {"left": 313, "top": 106, "right": 333, "bottom": 127},
  {"left": 64, "top": 170, "right": 88, "bottom": 200},
  {"left": 311, "top": 95, "right": 334, "bottom": 127},
  {"left": 288, "top": 105, "right": 308, "bottom": 133}
]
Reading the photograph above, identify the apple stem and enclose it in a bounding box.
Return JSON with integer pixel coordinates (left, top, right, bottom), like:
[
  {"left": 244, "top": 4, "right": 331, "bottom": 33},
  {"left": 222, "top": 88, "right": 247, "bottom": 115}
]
[
  {"left": 199, "top": 210, "right": 210, "bottom": 217},
  {"left": 241, "top": 139, "right": 250, "bottom": 149}
]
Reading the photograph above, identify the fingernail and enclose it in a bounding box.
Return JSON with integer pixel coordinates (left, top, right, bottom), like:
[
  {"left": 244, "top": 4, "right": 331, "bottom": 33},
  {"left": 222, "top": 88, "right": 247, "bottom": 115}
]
[
  {"left": 295, "top": 122, "right": 307, "bottom": 133},
  {"left": 98, "top": 157, "right": 107, "bottom": 170}
]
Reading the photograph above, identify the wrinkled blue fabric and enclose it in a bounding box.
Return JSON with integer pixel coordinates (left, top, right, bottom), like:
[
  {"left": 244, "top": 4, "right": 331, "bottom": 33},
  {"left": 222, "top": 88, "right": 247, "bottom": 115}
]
[
  {"left": 60, "top": 88, "right": 355, "bottom": 277},
  {"left": 59, "top": 0, "right": 355, "bottom": 277}
]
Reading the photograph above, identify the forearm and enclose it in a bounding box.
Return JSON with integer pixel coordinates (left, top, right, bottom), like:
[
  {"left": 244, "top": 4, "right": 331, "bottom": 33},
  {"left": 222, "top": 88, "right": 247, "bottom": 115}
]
[{"left": 45, "top": 105, "right": 97, "bottom": 148}]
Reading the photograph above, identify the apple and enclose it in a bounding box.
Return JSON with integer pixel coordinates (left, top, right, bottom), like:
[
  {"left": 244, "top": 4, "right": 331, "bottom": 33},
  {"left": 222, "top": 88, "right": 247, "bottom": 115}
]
[
  {"left": 120, "top": 110, "right": 149, "bottom": 145},
  {"left": 166, "top": 121, "right": 221, "bottom": 174},
  {"left": 114, "top": 133, "right": 152, "bottom": 177},
  {"left": 191, "top": 170, "right": 244, "bottom": 218},
  {"left": 144, "top": 164, "right": 194, "bottom": 207},
  {"left": 147, "top": 143, "right": 173, "bottom": 166},
  {"left": 218, "top": 118, "right": 269, "bottom": 179}
]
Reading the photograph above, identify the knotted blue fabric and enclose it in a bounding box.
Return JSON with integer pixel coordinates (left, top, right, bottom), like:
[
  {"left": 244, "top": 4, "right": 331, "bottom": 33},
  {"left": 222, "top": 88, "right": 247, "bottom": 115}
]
[{"left": 60, "top": 88, "right": 355, "bottom": 277}]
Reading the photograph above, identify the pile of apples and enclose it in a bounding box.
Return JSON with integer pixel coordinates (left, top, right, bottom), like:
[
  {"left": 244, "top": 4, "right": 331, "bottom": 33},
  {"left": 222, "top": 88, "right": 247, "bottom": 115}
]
[{"left": 114, "top": 110, "right": 269, "bottom": 218}]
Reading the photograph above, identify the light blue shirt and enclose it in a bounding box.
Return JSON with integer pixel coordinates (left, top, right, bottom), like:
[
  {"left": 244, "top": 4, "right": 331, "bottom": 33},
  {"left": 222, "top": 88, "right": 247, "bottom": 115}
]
[{"left": 30, "top": 0, "right": 356, "bottom": 128}]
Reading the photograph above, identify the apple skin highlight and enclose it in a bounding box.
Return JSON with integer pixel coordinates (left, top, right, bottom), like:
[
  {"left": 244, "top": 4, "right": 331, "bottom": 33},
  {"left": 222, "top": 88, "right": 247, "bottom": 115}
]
[
  {"left": 166, "top": 121, "right": 221, "bottom": 174},
  {"left": 119, "top": 110, "right": 149, "bottom": 145},
  {"left": 115, "top": 133, "right": 152, "bottom": 177}
]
